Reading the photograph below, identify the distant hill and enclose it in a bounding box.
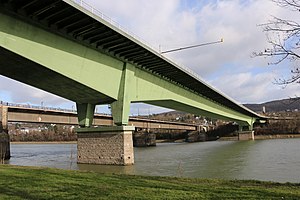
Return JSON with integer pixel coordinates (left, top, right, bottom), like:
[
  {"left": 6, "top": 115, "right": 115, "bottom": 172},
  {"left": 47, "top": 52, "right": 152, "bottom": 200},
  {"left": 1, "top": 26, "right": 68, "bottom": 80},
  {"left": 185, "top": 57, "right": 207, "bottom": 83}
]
[{"left": 244, "top": 97, "right": 300, "bottom": 113}]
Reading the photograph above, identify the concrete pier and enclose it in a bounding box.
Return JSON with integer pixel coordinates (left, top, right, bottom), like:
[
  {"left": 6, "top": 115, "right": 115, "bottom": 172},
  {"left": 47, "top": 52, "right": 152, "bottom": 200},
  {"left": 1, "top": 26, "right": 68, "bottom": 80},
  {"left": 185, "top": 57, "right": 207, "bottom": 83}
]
[
  {"left": 133, "top": 132, "right": 156, "bottom": 147},
  {"left": 76, "top": 126, "right": 134, "bottom": 165},
  {"left": 0, "top": 105, "right": 10, "bottom": 161},
  {"left": 0, "top": 131, "right": 10, "bottom": 161},
  {"left": 238, "top": 131, "right": 254, "bottom": 140}
]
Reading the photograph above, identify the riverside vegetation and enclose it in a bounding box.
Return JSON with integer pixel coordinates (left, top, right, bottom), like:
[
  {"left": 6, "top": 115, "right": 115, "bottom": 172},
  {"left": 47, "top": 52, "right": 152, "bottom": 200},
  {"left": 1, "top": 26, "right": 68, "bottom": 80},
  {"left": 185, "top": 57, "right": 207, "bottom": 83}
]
[{"left": 0, "top": 165, "right": 300, "bottom": 199}]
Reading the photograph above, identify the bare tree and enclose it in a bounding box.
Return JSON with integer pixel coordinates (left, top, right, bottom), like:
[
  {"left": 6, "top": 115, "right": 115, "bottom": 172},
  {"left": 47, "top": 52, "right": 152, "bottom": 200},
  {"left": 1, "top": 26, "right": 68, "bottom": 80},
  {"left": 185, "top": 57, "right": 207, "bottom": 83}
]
[{"left": 253, "top": 0, "right": 300, "bottom": 85}]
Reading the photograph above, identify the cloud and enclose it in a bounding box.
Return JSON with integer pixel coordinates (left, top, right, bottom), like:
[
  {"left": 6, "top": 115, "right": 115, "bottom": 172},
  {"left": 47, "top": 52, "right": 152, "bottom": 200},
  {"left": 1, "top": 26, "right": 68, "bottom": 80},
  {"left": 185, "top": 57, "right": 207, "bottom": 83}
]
[
  {"left": 209, "top": 71, "right": 300, "bottom": 104},
  {"left": 0, "top": 76, "right": 73, "bottom": 108}
]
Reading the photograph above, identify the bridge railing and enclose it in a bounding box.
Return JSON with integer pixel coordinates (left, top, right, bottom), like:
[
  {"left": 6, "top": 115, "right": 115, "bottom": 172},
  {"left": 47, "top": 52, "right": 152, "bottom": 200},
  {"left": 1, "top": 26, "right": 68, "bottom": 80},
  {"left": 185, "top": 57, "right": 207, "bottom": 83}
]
[
  {"left": 0, "top": 101, "right": 75, "bottom": 112},
  {"left": 0, "top": 101, "right": 111, "bottom": 116}
]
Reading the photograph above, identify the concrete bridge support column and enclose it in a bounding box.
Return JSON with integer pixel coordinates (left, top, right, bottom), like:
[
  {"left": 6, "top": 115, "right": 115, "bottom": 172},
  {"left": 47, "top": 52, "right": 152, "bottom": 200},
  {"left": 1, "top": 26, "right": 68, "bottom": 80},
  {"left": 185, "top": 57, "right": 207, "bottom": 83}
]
[
  {"left": 238, "top": 125, "right": 254, "bottom": 141},
  {"left": 0, "top": 105, "right": 10, "bottom": 161},
  {"left": 77, "top": 126, "right": 134, "bottom": 165},
  {"left": 76, "top": 103, "right": 95, "bottom": 127},
  {"left": 76, "top": 100, "right": 135, "bottom": 165}
]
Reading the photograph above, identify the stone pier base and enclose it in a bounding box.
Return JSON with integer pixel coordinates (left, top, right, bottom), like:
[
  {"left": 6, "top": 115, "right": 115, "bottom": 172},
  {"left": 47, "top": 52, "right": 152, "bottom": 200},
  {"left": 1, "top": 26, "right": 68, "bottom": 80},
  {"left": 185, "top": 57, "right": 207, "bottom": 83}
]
[
  {"left": 0, "top": 131, "right": 10, "bottom": 161},
  {"left": 238, "top": 131, "right": 254, "bottom": 141},
  {"left": 76, "top": 126, "right": 135, "bottom": 165},
  {"left": 0, "top": 105, "right": 10, "bottom": 161}
]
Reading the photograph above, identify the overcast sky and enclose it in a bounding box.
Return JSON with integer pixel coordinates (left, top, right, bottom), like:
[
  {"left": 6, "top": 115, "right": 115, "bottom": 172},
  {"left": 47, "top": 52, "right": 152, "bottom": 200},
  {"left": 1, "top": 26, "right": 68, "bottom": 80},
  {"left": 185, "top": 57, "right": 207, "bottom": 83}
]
[{"left": 0, "top": 0, "right": 299, "bottom": 114}]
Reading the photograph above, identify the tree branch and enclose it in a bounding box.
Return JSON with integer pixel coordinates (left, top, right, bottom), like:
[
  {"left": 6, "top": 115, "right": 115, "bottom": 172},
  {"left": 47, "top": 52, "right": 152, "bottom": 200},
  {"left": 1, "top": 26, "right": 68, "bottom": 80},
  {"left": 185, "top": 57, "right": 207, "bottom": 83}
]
[{"left": 253, "top": 0, "right": 300, "bottom": 85}]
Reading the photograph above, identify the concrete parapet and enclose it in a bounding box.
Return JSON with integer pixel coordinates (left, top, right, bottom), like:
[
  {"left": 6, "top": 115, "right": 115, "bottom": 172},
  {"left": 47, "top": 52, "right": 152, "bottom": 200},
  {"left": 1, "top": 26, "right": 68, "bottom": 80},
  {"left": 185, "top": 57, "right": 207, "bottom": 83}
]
[
  {"left": 76, "top": 126, "right": 135, "bottom": 165},
  {"left": 238, "top": 131, "right": 254, "bottom": 141}
]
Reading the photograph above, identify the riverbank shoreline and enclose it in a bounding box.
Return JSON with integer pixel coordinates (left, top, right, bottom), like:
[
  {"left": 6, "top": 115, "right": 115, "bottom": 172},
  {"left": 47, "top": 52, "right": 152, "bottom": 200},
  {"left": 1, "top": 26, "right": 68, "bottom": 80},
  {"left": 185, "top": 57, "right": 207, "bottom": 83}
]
[
  {"left": 0, "top": 165, "right": 299, "bottom": 199},
  {"left": 255, "top": 134, "right": 300, "bottom": 140},
  {"left": 157, "top": 134, "right": 300, "bottom": 143},
  {"left": 219, "top": 134, "right": 300, "bottom": 141}
]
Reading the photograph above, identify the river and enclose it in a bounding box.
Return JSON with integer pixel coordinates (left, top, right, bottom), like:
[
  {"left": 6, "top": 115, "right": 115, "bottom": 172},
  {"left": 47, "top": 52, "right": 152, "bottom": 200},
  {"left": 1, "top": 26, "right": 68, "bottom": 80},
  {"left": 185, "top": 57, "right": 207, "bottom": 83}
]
[{"left": 5, "top": 138, "right": 300, "bottom": 183}]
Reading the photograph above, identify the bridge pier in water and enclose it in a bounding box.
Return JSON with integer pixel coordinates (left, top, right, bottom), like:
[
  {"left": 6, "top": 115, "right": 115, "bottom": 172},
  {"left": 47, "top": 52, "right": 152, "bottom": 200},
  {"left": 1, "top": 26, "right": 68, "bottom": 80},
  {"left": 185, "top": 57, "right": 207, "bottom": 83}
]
[
  {"left": 0, "top": 105, "right": 10, "bottom": 161},
  {"left": 76, "top": 102, "right": 135, "bottom": 165},
  {"left": 77, "top": 126, "right": 134, "bottom": 165},
  {"left": 238, "top": 131, "right": 254, "bottom": 140},
  {"left": 238, "top": 125, "right": 255, "bottom": 141}
]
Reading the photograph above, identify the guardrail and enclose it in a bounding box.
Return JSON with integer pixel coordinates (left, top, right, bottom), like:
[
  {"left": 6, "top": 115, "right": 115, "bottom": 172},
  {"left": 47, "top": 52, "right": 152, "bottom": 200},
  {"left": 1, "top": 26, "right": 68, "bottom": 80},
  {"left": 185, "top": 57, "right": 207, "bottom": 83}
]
[{"left": 0, "top": 101, "right": 111, "bottom": 115}]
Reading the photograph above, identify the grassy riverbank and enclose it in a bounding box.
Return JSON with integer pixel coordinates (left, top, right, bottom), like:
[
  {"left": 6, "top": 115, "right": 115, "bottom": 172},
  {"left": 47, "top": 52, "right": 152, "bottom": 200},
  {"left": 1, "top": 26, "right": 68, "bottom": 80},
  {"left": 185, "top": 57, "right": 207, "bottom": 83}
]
[{"left": 0, "top": 165, "right": 299, "bottom": 199}]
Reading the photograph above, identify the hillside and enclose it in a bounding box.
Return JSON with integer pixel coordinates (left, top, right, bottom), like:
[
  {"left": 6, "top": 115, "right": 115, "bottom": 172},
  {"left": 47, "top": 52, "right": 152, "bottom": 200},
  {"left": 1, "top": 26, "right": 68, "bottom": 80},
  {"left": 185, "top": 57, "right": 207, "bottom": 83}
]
[{"left": 244, "top": 97, "right": 300, "bottom": 113}]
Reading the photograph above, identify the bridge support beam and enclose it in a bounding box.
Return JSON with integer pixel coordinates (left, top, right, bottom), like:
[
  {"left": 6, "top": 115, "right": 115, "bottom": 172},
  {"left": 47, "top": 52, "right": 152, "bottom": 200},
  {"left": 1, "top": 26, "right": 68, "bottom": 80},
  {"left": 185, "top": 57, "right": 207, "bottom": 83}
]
[
  {"left": 76, "top": 126, "right": 134, "bottom": 165},
  {"left": 76, "top": 103, "right": 95, "bottom": 127},
  {"left": 111, "top": 63, "right": 135, "bottom": 126},
  {"left": 0, "top": 106, "right": 10, "bottom": 161}
]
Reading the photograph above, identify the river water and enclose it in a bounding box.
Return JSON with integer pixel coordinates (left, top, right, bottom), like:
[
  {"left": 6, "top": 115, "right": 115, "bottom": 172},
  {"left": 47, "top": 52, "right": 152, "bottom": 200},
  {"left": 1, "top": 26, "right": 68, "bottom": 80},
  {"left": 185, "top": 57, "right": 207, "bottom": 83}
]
[{"left": 6, "top": 139, "right": 300, "bottom": 183}]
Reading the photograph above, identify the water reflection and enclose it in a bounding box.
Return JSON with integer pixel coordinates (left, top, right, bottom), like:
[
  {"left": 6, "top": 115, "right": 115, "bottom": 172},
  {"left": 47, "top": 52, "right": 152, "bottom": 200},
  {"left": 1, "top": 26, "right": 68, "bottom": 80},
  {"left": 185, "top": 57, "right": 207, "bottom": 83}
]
[{"left": 7, "top": 139, "right": 300, "bottom": 183}]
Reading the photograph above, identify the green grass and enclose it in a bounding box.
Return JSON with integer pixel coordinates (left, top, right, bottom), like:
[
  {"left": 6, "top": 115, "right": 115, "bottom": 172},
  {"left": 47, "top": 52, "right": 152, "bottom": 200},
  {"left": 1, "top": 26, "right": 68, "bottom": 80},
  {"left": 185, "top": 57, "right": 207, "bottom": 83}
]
[{"left": 0, "top": 165, "right": 299, "bottom": 199}]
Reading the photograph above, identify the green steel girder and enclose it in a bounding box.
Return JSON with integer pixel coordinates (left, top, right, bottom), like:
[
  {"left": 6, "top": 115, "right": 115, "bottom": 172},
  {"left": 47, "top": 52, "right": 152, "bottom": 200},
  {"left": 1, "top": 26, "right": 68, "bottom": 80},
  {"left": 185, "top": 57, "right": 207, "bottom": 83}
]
[
  {"left": 77, "top": 103, "right": 95, "bottom": 127},
  {"left": 57, "top": 13, "right": 85, "bottom": 30},
  {"left": 102, "top": 38, "right": 127, "bottom": 50},
  {"left": 147, "top": 64, "right": 169, "bottom": 71},
  {"left": 111, "top": 63, "right": 135, "bottom": 126},
  {"left": 63, "top": 17, "right": 91, "bottom": 32},
  {"left": 132, "top": 55, "right": 155, "bottom": 63},
  {"left": 77, "top": 26, "right": 104, "bottom": 40},
  {"left": 114, "top": 46, "right": 140, "bottom": 57},
  {"left": 84, "top": 28, "right": 110, "bottom": 43},
  {"left": 119, "top": 49, "right": 148, "bottom": 59},
  {"left": 0, "top": 12, "right": 122, "bottom": 103},
  {"left": 0, "top": 10, "right": 261, "bottom": 128},
  {"left": 40, "top": 5, "right": 72, "bottom": 23},
  {"left": 90, "top": 33, "right": 117, "bottom": 45}
]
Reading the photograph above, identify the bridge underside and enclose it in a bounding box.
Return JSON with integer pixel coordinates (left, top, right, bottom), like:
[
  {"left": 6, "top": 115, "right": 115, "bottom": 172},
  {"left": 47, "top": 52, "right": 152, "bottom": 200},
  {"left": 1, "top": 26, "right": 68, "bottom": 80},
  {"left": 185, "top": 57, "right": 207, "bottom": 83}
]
[{"left": 0, "top": 47, "right": 113, "bottom": 105}]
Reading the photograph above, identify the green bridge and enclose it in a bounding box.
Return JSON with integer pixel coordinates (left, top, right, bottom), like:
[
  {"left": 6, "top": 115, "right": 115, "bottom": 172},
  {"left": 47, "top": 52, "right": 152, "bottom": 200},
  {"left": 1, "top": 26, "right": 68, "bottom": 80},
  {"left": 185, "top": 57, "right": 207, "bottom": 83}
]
[{"left": 0, "top": 0, "right": 265, "bottom": 165}]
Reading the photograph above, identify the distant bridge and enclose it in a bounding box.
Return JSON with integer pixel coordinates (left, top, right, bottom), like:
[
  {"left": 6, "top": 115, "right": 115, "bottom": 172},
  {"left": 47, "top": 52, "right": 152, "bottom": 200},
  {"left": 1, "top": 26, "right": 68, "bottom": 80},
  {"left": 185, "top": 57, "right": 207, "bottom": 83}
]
[{"left": 4, "top": 105, "right": 198, "bottom": 131}]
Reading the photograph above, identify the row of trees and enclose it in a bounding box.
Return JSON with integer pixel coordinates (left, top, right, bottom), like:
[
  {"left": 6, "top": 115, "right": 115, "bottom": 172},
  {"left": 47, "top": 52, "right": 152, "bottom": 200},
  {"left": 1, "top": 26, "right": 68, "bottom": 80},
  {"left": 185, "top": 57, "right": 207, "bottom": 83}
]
[{"left": 9, "top": 125, "right": 77, "bottom": 142}]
